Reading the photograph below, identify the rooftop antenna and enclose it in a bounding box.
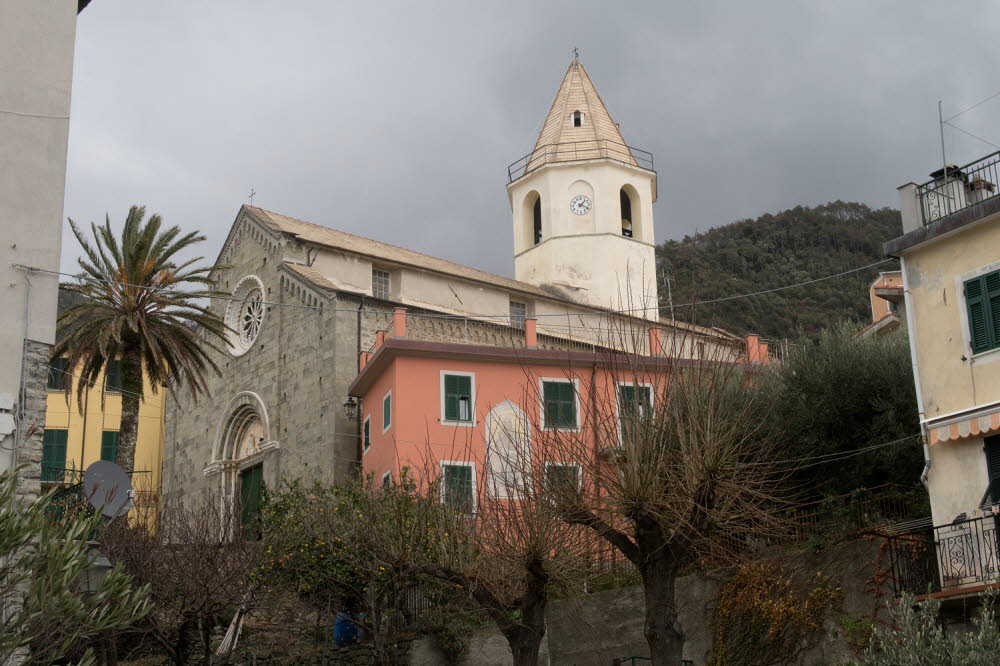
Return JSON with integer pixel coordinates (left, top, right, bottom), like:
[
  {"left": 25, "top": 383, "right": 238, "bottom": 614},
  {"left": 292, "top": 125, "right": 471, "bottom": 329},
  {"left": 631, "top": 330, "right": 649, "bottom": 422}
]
[
  {"left": 938, "top": 101, "right": 948, "bottom": 176},
  {"left": 248, "top": 188, "right": 256, "bottom": 206}
]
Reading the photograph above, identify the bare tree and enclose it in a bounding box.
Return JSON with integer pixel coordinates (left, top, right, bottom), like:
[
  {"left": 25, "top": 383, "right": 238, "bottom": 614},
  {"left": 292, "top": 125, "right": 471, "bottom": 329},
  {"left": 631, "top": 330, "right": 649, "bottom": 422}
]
[
  {"left": 276, "top": 461, "right": 592, "bottom": 666},
  {"left": 528, "top": 341, "right": 788, "bottom": 666},
  {"left": 102, "top": 495, "right": 261, "bottom": 665},
  {"left": 397, "top": 460, "right": 593, "bottom": 666}
]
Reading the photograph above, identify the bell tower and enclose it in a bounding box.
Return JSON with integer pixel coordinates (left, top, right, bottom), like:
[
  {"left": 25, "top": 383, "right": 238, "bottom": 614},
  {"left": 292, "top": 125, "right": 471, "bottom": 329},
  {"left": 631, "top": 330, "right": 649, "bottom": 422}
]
[{"left": 507, "top": 58, "right": 659, "bottom": 319}]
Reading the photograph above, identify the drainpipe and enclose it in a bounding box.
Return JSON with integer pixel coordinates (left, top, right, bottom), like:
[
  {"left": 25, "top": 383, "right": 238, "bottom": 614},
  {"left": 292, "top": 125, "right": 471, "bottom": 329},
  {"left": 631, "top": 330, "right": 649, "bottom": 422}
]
[
  {"left": 354, "top": 296, "right": 366, "bottom": 475},
  {"left": 899, "top": 256, "right": 930, "bottom": 487}
]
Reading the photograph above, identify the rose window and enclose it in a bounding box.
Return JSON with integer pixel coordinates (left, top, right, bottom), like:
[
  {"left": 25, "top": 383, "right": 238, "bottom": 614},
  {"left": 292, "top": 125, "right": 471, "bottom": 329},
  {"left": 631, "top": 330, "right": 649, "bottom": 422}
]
[{"left": 226, "top": 275, "right": 266, "bottom": 356}]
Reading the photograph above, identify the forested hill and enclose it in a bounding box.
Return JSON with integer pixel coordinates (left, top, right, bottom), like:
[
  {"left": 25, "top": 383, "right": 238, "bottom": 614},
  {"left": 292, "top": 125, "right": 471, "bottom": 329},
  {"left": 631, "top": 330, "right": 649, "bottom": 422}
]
[{"left": 655, "top": 201, "right": 902, "bottom": 340}]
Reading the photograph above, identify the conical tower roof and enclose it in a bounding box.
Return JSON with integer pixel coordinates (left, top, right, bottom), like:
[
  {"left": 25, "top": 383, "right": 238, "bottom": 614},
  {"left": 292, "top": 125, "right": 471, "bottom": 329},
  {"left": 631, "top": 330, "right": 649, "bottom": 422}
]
[{"left": 529, "top": 58, "right": 636, "bottom": 168}]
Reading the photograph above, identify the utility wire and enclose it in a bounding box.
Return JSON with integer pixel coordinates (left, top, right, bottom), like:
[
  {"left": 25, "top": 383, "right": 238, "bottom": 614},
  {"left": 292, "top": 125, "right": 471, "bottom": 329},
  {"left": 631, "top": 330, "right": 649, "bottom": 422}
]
[
  {"left": 943, "top": 120, "right": 1000, "bottom": 151},
  {"left": 14, "top": 257, "right": 894, "bottom": 320},
  {"left": 944, "top": 89, "right": 1000, "bottom": 123}
]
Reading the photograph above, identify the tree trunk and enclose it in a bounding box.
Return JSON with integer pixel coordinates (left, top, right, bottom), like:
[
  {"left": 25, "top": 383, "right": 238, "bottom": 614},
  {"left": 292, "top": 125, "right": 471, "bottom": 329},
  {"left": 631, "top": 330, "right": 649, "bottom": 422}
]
[
  {"left": 502, "top": 598, "right": 547, "bottom": 666},
  {"left": 640, "top": 560, "right": 684, "bottom": 666},
  {"left": 116, "top": 343, "right": 143, "bottom": 474}
]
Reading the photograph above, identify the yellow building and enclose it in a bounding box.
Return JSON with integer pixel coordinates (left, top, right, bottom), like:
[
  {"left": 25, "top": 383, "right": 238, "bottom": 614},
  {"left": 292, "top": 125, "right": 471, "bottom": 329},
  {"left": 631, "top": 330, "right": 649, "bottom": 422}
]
[
  {"left": 43, "top": 354, "right": 164, "bottom": 514},
  {"left": 885, "top": 156, "right": 1000, "bottom": 601}
]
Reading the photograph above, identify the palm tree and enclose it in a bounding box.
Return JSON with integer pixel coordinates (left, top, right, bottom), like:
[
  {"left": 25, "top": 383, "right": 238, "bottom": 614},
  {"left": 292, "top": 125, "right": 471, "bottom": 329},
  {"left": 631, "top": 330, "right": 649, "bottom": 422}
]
[{"left": 54, "top": 205, "right": 230, "bottom": 473}]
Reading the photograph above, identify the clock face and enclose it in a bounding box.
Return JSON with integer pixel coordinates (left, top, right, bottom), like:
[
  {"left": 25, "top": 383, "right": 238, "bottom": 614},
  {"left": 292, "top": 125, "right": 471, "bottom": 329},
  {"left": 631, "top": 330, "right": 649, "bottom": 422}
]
[{"left": 570, "top": 195, "right": 592, "bottom": 215}]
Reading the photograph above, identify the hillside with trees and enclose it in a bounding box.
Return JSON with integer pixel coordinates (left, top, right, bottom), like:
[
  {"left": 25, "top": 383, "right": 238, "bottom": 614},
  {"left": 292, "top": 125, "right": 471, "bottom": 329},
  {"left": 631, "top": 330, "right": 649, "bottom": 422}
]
[{"left": 656, "top": 201, "right": 902, "bottom": 339}]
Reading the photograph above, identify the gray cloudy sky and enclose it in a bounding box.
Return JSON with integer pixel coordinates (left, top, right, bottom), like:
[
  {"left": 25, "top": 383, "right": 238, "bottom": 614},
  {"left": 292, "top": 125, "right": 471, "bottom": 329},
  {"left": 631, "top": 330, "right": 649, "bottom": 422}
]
[{"left": 63, "top": 1, "right": 1000, "bottom": 277}]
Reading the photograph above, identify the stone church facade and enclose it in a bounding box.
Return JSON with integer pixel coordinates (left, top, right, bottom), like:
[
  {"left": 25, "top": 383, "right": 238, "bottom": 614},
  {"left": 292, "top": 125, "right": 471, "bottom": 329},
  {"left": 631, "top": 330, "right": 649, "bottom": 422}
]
[{"left": 162, "top": 59, "right": 743, "bottom": 507}]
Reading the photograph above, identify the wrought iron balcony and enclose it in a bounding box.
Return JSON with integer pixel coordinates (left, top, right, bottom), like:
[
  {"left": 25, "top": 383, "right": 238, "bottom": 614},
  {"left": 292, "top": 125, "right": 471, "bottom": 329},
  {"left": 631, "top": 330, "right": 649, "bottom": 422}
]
[
  {"left": 508, "top": 140, "right": 654, "bottom": 182},
  {"left": 885, "top": 513, "right": 1000, "bottom": 597},
  {"left": 917, "top": 151, "right": 1000, "bottom": 225}
]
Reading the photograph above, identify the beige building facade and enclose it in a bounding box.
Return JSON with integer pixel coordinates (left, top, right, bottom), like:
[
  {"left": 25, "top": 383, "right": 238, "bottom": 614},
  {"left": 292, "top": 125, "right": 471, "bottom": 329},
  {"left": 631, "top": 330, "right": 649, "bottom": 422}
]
[{"left": 892, "top": 160, "right": 1000, "bottom": 528}]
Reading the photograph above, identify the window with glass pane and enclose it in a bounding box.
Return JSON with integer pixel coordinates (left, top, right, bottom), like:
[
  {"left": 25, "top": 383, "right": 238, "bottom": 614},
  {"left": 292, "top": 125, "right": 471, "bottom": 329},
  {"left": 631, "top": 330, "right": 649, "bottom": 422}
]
[
  {"left": 372, "top": 269, "right": 391, "bottom": 301},
  {"left": 47, "top": 358, "right": 68, "bottom": 390},
  {"left": 383, "top": 393, "right": 392, "bottom": 431},
  {"left": 105, "top": 359, "right": 122, "bottom": 393},
  {"left": 41, "top": 429, "right": 68, "bottom": 482},
  {"left": 363, "top": 417, "right": 371, "bottom": 452},
  {"left": 965, "top": 270, "right": 1000, "bottom": 354},
  {"left": 443, "top": 464, "right": 474, "bottom": 512},
  {"left": 101, "top": 431, "right": 119, "bottom": 462},
  {"left": 619, "top": 384, "right": 652, "bottom": 441},
  {"left": 544, "top": 463, "right": 580, "bottom": 503},
  {"left": 509, "top": 301, "right": 527, "bottom": 328},
  {"left": 443, "top": 374, "right": 473, "bottom": 422},
  {"left": 542, "top": 381, "right": 576, "bottom": 428}
]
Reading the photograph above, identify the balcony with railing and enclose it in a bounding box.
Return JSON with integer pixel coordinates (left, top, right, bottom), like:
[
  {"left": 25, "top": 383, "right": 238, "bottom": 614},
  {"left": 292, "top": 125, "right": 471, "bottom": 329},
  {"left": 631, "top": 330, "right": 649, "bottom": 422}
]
[
  {"left": 884, "top": 512, "right": 1000, "bottom": 597},
  {"left": 916, "top": 152, "right": 1000, "bottom": 226},
  {"left": 507, "top": 140, "right": 654, "bottom": 182}
]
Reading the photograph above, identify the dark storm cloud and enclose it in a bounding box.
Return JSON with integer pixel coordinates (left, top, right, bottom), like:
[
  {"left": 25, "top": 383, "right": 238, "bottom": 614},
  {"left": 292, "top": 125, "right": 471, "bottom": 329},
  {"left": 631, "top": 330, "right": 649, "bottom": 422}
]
[{"left": 63, "top": 1, "right": 1000, "bottom": 276}]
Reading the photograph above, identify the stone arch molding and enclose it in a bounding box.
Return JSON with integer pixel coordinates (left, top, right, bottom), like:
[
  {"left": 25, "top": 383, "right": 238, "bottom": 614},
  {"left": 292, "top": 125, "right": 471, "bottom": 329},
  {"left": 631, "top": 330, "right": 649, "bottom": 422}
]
[{"left": 203, "top": 391, "right": 278, "bottom": 480}]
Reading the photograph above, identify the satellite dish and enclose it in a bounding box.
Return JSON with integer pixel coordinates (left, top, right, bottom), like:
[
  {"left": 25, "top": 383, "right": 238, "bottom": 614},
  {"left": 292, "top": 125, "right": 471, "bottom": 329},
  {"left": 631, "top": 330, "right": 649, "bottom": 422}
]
[{"left": 83, "top": 461, "right": 133, "bottom": 519}]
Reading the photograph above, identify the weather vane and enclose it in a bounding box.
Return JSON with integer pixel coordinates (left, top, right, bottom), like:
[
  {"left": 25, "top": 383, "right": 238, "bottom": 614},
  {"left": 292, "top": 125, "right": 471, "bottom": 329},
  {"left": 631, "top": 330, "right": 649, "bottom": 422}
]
[
  {"left": 573, "top": 46, "right": 579, "bottom": 59},
  {"left": 249, "top": 188, "right": 256, "bottom": 206}
]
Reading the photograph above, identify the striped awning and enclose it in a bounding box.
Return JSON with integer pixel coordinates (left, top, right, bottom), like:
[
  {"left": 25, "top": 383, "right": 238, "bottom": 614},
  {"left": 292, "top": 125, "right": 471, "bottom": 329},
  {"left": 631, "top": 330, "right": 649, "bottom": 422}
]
[{"left": 928, "top": 403, "right": 1000, "bottom": 445}]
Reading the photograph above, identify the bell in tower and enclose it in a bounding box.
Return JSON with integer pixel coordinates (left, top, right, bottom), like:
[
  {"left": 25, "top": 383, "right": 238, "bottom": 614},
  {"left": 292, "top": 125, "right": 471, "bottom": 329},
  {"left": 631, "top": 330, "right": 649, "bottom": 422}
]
[{"left": 506, "top": 58, "right": 659, "bottom": 320}]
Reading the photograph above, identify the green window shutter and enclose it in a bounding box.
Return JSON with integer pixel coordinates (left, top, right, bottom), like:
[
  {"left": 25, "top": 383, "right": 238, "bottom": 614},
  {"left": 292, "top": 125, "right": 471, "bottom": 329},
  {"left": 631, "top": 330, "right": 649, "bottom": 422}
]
[
  {"left": 100, "top": 431, "right": 119, "bottom": 462},
  {"left": 105, "top": 360, "right": 122, "bottom": 393},
  {"left": 544, "top": 381, "right": 576, "bottom": 427},
  {"left": 443, "top": 464, "right": 473, "bottom": 512},
  {"left": 363, "top": 418, "right": 371, "bottom": 451},
  {"left": 967, "top": 272, "right": 1000, "bottom": 354},
  {"left": 240, "top": 464, "right": 264, "bottom": 539},
  {"left": 545, "top": 464, "right": 580, "bottom": 495},
  {"left": 444, "top": 374, "right": 472, "bottom": 422},
  {"left": 988, "top": 272, "right": 1000, "bottom": 352},
  {"left": 383, "top": 394, "right": 391, "bottom": 430},
  {"left": 559, "top": 382, "right": 576, "bottom": 427},
  {"left": 41, "top": 429, "right": 68, "bottom": 482},
  {"left": 47, "top": 358, "right": 67, "bottom": 390}
]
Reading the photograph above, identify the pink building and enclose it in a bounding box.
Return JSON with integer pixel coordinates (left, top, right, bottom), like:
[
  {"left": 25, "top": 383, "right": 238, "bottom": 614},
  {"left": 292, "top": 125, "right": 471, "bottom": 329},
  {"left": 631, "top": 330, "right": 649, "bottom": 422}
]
[
  {"left": 862, "top": 270, "right": 905, "bottom": 336},
  {"left": 347, "top": 309, "right": 756, "bottom": 510}
]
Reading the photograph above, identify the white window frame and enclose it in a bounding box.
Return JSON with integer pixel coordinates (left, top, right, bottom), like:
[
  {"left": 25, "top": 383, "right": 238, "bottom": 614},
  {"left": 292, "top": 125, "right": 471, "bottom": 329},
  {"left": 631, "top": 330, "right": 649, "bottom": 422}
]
[
  {"left": 382, "top": 469, "right": 392, "bottom": 488},
  {"left": 509, "top": 300, "right": 527, "bottom": 328},
  {"left": 382, "top": 390, "right": 392, "bottom": 433},
  {"left": 440, "top": 370, "right": 476, "bottom": 427},
  {"left": 362, "top": 415, "right": 371, "bottom": 454},
  {"left": 440, "top": 460, "right": 477, "bottom": 513},
  {"left": 372, "top": 268, "right": 391, "bottom": 301},
  {"left": 956, "top": 259, "right": 1000, "bottom": 363},
  {"left": 543, "top": 460, "right": 583, "bottom": 491},
  {"left": 615, "top": 381, "right": 655, "bottom": 443},
  {"left": 538, "top": 377, "right": 581, "bottom": 431}
]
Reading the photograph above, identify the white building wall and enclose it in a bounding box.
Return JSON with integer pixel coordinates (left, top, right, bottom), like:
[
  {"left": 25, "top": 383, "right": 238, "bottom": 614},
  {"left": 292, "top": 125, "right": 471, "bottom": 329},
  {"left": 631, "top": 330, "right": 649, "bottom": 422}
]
[
  {"left": 0, "top": 0, "right": 78, "bottom": 485},
  {"left": 927, "top": 436, "right": 989, "bottom": 526},
  {"left": 509, "top": 160, "right": 659, "bottom": 319}
]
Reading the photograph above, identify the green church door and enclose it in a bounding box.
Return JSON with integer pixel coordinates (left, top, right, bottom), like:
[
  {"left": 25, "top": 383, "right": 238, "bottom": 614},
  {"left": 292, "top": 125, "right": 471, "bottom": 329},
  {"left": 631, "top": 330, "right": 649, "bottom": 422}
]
[{"left": 239, "top": 464, "right": 263, "bottom": 539}]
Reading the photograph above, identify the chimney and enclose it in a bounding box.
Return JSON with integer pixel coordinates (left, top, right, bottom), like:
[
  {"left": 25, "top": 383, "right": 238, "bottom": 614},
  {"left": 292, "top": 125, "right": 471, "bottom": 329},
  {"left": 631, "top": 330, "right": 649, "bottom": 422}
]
[
  {"left": 393, "top": 307, "right": 407, "bottom": 338},
  {"left": 360, "top": 351, "right": 371, "bottom": 369},
  {"left": 525, "top": 318, "right": 537, "bottom": 348},
  {"left": 648, "top": 328, "right": 664, "bottom": 356}
]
